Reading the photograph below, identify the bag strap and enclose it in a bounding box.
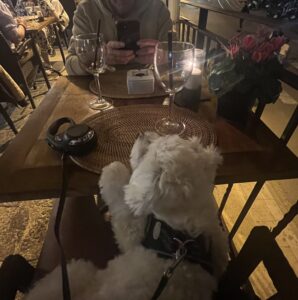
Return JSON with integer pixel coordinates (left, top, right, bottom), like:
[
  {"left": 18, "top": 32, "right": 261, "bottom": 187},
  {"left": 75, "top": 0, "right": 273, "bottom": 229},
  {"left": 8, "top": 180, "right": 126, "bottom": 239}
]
[{"left": 54, "top": 153, "right": 71, "bottom": 300}]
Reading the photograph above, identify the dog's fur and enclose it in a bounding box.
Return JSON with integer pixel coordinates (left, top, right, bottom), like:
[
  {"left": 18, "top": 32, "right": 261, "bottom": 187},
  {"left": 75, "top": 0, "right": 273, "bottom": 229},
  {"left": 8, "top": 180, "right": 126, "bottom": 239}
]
[{"left": 25, "top": 133, "right": 228, "bottom": 300}]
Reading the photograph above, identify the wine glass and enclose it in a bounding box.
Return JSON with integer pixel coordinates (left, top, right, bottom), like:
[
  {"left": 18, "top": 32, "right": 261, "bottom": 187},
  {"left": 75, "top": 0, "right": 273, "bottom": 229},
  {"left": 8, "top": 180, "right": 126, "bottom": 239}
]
[
  {"left": 154, "top": 41, "right": 194, "bottom": 135},
  {"left": 74, "top": 33, "right": 112, "bottom": 111}
]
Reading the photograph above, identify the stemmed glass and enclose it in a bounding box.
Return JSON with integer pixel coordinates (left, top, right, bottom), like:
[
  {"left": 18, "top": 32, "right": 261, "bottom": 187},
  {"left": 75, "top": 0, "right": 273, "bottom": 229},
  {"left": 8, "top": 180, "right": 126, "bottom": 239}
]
[
  {"left": 74, "top": 33, "right": 112, "bottom": 110},
  {"left": 154, "top": 41, "right": 194, "bottom": 135}
]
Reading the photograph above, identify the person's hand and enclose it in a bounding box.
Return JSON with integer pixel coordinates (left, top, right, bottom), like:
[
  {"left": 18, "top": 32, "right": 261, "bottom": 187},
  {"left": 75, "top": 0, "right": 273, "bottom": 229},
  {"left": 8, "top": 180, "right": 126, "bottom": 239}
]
[
  {"left": 17, "top": 18, "right": 27, "bottom": 28},
  {"left": 105, "top": 41, "right": 135, "bottom": 65},
  {"left": 135, "top": 39, "right": 158, "bottom": 65}
]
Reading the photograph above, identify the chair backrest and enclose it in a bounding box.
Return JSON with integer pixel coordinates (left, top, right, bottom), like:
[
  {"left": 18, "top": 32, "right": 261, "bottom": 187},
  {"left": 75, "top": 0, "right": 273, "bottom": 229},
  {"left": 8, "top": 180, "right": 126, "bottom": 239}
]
[
  {"left": 0, "top": 33, "right": 23, "bottom": 84},
  {"left": 217, "top": 201, "right": 298, "bottom": 300},
  {"left": 0, "top": 65, "right": 25, "bottom": 105},
  {"left": 0, "top": 33, "right": 40, "bottom": 92}
]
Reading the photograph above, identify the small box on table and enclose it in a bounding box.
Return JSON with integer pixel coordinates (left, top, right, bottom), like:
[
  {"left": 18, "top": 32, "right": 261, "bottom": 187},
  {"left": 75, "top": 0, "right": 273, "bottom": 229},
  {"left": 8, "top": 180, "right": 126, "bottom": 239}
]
[{"left": 127, "top": 69, "right": 155, "bottom": 94}]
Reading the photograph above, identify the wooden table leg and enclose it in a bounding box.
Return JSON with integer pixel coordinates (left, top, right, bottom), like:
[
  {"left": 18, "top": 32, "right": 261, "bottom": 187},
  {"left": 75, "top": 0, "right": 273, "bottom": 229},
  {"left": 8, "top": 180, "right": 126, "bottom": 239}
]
[
  {"left": 53, "top": 24, "right": 66, "bottom": 65},
  {"left": 30, "top": 36, "right": 51, "bottom": 90}
]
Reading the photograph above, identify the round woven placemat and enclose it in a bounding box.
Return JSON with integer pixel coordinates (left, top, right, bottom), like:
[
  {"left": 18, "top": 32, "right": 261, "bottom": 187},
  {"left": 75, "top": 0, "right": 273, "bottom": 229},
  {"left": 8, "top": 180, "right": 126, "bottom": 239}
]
[
  {"left": 70, "top": 105, "right": 217, "bottom": 174},
  {"left": 89, "top": 69, "right": 166, "bottom": 99}
]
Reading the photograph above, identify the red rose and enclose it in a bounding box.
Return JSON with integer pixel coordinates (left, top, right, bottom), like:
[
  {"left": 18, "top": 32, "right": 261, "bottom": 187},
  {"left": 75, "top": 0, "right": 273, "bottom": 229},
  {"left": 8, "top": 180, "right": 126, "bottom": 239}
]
[
  {"left": 261, "top": 43, "right": 275, "bottom": 61},
  {"left": 252, "top": 51, "right": 262, "bottom": 63},
  {"left": 230, "top": 44, "right": 240, "bottom": 58},
  {"left": 242, "top": 35, "right": 256, "bottom": 52}
]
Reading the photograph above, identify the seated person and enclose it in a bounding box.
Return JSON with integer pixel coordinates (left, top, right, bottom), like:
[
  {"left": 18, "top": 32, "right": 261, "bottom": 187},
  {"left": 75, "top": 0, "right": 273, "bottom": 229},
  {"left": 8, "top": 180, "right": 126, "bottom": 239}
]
[
  {"left": 66, "top": 0, "right": 172, "bottom": 75},
  {"left": 0, "top": 0, "right": 26, "bottom": 45},
  {"left": 14, "top": 0, "right": 69, "bottom": 65},
  {"left": 38, "top": 0, "right": 69, "bottom": 30}
]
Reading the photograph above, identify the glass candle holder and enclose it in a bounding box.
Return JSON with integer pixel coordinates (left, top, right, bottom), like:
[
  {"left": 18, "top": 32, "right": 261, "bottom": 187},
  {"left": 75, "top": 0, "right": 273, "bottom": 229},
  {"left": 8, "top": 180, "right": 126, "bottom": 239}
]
[{"left": 185, "top": 48, "right": 205, "bottom": 90}]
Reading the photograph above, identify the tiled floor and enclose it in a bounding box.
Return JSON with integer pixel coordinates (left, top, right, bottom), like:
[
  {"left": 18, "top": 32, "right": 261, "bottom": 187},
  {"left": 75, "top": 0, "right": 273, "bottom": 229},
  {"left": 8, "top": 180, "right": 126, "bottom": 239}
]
[{"left": 0, "top": 51, "right": 297, "bottom": 299}]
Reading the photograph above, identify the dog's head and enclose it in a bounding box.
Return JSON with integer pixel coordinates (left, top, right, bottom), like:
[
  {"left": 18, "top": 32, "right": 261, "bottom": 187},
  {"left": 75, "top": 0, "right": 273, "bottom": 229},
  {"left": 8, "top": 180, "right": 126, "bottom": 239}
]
[{"left": 124, "top": 132, "right": 222, "bottom": 221}]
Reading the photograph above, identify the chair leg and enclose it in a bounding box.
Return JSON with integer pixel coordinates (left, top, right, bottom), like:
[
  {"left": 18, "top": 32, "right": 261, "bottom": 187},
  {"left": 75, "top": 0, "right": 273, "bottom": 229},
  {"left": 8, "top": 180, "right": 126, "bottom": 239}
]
[
  {"left": 16, "top": 61, "right": 36, "bottom": 109},
  {"left": 0, "top": 104, "right": 18, "bottom": 134},
  {"left": 23, "top": 83, "right": 36, "bottom": 109},
  {"left": 30, "top": 36, "right": 51, "bottom": 90},
  {"left": 63, "top": 31, "right": 69, "bottom": 48}
]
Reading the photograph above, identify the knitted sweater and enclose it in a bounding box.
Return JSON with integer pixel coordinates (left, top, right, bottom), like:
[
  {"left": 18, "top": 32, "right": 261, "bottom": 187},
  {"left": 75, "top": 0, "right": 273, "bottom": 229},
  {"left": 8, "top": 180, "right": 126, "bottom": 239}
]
[{"left": 66, "top": 0, "right": 172, "bottom": 75}]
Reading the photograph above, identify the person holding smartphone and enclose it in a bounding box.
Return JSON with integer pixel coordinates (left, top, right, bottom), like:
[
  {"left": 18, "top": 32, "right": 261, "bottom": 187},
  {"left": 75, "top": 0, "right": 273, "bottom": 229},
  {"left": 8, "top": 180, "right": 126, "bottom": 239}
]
[{"left": 66, "top": 0, "right": 172, "bottom": 75}]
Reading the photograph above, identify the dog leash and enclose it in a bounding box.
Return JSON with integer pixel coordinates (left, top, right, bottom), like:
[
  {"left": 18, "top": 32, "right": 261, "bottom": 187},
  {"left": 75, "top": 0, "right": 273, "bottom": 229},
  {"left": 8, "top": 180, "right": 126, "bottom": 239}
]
[
  {"left": 54, "top": 153, "right": 71, "bottom": 300},
  {"left": 151, "top": 239, "right": 193, "bottom": 300}
]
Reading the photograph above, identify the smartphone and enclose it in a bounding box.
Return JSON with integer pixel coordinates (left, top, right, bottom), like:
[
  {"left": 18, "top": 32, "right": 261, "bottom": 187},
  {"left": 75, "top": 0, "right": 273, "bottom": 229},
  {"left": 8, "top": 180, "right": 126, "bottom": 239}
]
[{"left": 116, "top": 20, "right": 140, "bottom": 52}]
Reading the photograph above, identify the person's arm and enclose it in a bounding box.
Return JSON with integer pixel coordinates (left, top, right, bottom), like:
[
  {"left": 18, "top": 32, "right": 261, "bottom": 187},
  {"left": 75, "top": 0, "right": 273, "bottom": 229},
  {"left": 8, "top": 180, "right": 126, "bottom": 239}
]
[
  {"left": 105, "top": 41, "right": 135, "bottom": 65},
  {"left": 134, "top": 4, "right": 172, "bottom": 65},
  {"left": 135, "top": 39, "right": 158, "bottom": 65},
  {"left": 16, "top": 18, "right": 26, "bottom": 41},
  {"left": 157, "top": 4, "right": 173, "bottom": 41},
  {"left": 65, "top": 4, "right": 93, "bottom": 75},
  {"left": 0, "top": 3, "right": 25, "bottom": 44},
  {"left": 44, "top": 0, "right": 69, "bottom": 28}
]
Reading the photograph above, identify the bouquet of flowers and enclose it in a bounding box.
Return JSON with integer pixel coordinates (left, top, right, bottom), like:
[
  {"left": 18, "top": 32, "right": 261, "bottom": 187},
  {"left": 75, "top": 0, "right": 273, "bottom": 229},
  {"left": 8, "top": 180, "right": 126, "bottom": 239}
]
[{"left": 208, "top": 29, "right": 288, "bottom": 124}]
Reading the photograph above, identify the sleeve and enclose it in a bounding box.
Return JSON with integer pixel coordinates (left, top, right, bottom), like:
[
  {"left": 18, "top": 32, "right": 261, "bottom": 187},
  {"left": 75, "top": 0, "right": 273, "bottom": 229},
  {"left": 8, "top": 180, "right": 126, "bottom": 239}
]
[
  {"left": 157, "top": 3, "right": 173, "bottom": 41},
  {"left": 0, "top": 3, "right": 21, "bottom": 44},
  {"left": 49, "top": 0, "right": 69, "bottom": 29},
  {"left": 65, "top": 3, "right": 93, "bottom": 76}
]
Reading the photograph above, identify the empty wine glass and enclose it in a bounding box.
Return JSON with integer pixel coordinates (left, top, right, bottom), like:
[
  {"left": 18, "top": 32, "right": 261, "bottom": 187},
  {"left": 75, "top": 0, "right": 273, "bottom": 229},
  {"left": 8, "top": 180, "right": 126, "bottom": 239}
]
[
  {"left": 154, "top": 41, "right": 194, "bottom": 135},
  {"left": 74, "top": 33, "right": 112, "bottom": 110}
]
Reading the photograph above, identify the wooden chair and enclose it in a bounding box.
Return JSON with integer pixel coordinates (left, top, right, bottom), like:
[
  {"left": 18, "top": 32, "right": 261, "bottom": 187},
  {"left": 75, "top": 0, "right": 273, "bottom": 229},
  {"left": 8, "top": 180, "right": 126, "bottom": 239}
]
[
  {"left": 216, "top": 201, "right": 298, "bottom": 300},
  {"left": 0, "top": 195, "right": 118, "bottom": 300},
  {"left": 0, "top": 65, "right": 27, "bottom": 134},
  {"left": 1, "top": 198, "right": 297, "bottom": 300},
  {"left": 0, "top": 33, "right": 49, "bottom": 109}
]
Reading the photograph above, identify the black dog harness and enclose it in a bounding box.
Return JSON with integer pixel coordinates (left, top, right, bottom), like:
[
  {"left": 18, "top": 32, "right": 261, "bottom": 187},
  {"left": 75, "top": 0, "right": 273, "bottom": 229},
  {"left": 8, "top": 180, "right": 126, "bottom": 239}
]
[{"left": 142, "top": 214, "right": 214, "bottom": 300}]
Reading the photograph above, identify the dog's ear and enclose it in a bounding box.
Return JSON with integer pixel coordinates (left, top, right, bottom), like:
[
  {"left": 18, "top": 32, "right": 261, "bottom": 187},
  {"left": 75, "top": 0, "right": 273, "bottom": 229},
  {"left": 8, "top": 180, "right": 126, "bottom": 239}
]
[
  {"left": 202, "top": 145, "right": 222, "bottom": 182},
  {"left": 130, "top": 131, "right": 159, "bottom": 170}
]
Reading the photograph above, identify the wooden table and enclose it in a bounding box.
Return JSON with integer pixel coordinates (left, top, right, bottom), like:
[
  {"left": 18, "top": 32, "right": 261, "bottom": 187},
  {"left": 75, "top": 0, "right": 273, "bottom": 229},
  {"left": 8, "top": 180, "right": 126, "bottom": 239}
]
[
  {"left": 23, "top": 17, "right": 58, "bottom": 90},
  {"left": 0, "top": 76, "right": 297, "bottom": 203},
  {"left": 25, "top": 16, "right": 66, "bottom": 67},
  {"left": 25, "top": 16, "right": 57, "bottom": 34}
]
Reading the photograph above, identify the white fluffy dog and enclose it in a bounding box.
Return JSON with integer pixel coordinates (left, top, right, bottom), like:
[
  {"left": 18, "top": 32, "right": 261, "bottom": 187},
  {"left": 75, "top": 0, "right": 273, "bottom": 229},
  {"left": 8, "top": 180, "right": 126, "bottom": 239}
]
[{"left": 25, "top": 132, "right": 228, "bottom": 300}]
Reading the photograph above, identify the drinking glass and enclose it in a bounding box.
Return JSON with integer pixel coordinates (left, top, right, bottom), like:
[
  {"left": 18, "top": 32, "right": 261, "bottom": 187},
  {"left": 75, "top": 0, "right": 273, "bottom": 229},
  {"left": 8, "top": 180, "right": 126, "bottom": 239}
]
[
  {"left": 154, "top": 41, "right": 194, "bottom": 135},
  {"left": 74, "top": 33, "right": 112, "bottom": 110}
]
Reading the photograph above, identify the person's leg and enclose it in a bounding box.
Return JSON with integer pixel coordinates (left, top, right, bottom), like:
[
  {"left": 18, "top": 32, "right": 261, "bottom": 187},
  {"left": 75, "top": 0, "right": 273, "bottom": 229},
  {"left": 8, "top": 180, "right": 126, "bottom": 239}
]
[
  {"left": 36, "top": 30, "right": 51, "bottom": 66},
  {"left": 0, "top": 255, "right": 35, "bottom": 300}
]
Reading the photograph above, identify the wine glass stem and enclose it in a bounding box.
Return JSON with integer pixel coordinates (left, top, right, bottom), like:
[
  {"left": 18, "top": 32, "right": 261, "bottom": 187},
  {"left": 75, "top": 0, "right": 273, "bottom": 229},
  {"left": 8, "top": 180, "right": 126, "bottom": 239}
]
[
  {"left": 169, "top": 91, "right": 175, "bottom": 122},
  {"left": 94, "top": 73, "right": 102, "bottom": 102}
]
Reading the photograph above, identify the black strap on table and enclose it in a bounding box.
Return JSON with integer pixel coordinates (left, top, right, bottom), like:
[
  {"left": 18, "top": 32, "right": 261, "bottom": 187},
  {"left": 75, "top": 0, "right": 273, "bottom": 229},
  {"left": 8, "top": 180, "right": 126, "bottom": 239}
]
[{"left": 54, "top": 153, "right": 71, "bottom": 300}]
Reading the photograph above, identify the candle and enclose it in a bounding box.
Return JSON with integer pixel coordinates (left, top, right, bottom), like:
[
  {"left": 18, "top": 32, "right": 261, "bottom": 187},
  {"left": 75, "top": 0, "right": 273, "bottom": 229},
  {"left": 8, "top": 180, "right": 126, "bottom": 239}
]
[
  {"left": 185, "top": 48, "right": 205, "bottom": 90},
  {"left": 185, "top": 67, "right": 202, "bottom": 90}
]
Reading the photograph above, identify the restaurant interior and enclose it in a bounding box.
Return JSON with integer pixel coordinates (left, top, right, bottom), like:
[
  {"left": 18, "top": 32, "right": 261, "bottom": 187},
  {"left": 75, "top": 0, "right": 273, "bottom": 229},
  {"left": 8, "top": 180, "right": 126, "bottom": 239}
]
[{"left": 0, "top": 0, "right": 297, "bottom": 299}]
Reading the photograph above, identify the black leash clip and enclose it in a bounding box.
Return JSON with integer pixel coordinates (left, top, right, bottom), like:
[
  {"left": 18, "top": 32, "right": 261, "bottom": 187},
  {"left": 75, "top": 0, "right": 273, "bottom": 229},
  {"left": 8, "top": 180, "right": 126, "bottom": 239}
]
[
  {"left": 151, "top": 239, "right": 194, "bottom": 300},
  {"left": 164, "top": 238, "right": 192, "bottom": 278}
]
